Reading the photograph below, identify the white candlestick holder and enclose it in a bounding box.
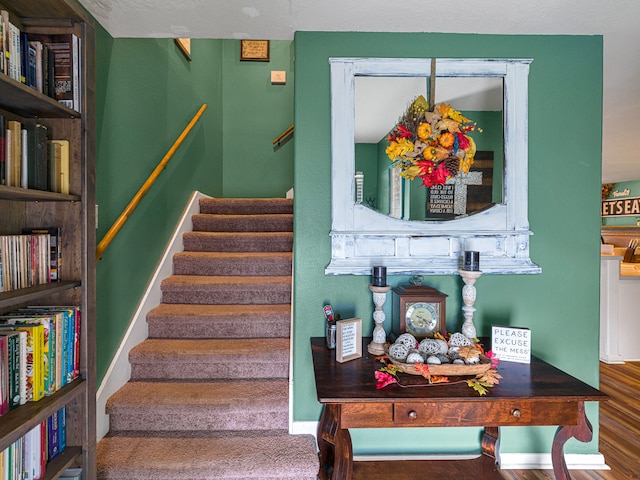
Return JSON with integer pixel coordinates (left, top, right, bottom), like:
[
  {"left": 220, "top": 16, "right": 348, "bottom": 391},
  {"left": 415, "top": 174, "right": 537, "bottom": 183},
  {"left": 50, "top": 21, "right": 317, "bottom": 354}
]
[
  {"left": 458, "top": 269, "right": 483, "bottom": 340},
  {"left": 367, "top": 284, "right": 391, "bottom": 355}
]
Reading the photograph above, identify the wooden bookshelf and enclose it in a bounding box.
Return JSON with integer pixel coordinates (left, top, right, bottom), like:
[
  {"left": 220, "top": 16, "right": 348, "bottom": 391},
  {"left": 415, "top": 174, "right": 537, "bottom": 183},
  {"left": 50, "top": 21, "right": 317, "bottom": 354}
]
[{"left": 0, "top": 0, "right": 96, "bottom": 478}]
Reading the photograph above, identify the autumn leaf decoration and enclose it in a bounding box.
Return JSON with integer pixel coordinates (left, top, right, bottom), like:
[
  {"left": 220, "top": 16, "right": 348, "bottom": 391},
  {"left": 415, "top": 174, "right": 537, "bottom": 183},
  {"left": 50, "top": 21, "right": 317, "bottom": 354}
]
[
  {"left": 467, "top": 369, "right": 503, "bottom": 396},
  {"left": 374, "top": 350, "right": 501, "bottom": 395}
]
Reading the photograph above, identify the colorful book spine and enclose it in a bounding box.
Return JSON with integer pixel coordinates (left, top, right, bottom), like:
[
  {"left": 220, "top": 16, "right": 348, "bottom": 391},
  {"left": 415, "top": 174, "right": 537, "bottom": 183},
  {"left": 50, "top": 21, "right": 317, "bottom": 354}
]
[{"left": 9, "top": 324, "right": 44, "bottom": 402}]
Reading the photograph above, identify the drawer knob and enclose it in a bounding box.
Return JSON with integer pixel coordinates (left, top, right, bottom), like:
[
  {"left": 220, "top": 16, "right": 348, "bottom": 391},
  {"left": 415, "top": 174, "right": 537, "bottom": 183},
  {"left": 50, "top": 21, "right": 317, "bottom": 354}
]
[
  {"left": 512, "top": 409, "right": 522, "bottom": 418},
  {"left": 408, "top": 410, "right": 418, "bottom": 420}
]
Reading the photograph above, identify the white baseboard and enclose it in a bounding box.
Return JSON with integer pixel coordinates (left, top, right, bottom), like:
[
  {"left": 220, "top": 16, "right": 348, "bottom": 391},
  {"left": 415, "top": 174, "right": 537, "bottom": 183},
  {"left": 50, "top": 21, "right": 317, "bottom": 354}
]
[
  {"left": 96, "top": 191, "right": 210, "bottom": 441},
  {"left": 289, "top": 421, "right": 610, "bottom": 470},
  {"left": 498, "top": 453, "right": 609, "bottom": 470}
]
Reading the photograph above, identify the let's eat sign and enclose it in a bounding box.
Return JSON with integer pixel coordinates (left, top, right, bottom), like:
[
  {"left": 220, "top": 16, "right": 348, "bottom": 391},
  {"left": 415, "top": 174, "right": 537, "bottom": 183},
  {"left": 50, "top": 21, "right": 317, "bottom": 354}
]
[{"left": 602, "top": 195, "right": 640, "bottom": 217}]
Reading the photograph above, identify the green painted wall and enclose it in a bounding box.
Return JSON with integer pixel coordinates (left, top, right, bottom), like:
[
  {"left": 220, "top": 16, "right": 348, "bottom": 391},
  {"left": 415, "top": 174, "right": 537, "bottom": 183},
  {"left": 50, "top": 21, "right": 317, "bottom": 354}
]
[
  {"left": 95, "top": 29, "right": 295, "bottom": 382},
  {"left": 221, "top": 41, "right": 295, "bottom": 197},
  {"left": 292, "top": 32, "right": 603, "bottom": 456}
]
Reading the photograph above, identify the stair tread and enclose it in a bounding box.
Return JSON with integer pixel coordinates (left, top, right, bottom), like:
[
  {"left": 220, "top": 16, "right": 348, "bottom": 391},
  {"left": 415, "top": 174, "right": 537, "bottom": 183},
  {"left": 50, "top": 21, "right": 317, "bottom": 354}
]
[
  {"left": 97, "top": 434, "right": 319, "bottom": 480},
  {"left": 107, "top": 380, "right": 288, "bottom": 409},
  {"left": 148, "top": 303, "right": 290, "bottom": 318}
]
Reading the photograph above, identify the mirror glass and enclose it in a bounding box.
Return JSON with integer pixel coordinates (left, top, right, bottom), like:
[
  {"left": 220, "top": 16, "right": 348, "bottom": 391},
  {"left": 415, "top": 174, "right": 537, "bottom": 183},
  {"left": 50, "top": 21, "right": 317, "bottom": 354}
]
[
  {"left": 326, "top": 58, "right": 540, "bottom": 276},
  {"left": 354, "top": 76, "right": 504, "bottom": 221}
]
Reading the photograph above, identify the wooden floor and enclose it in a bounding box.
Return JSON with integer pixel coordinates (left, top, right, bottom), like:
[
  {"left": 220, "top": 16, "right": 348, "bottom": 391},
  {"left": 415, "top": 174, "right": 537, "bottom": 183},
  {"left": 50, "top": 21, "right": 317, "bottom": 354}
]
[{"left": 349, "top": 362, "right": 640, "bottom": 479}]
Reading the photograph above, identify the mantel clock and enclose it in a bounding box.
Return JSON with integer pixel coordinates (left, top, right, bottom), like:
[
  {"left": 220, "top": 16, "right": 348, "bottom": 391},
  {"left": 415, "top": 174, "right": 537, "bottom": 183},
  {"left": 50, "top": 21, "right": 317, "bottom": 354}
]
[{"left": 391, "top": 284, "right": 447, "bottom": 339}]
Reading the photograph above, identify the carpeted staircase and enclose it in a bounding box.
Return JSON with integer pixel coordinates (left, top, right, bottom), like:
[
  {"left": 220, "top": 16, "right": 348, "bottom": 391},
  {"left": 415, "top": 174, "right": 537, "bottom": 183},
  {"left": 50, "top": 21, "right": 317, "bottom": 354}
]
[{"left": 96, "top": 197, "right": 319, "bottom": 480}]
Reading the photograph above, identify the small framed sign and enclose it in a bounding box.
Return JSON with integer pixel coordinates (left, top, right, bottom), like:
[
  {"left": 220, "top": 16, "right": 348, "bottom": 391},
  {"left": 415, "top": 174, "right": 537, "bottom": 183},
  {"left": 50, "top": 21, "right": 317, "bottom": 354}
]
[
  {"left": 336, "top": 317, "right": 362, "bottom": 363},
  {"left": 491, "top": 325, "right": 531, "bottom": 363},
  {"left": 240, "top": 40, "right": 270, "bottom": 61}
]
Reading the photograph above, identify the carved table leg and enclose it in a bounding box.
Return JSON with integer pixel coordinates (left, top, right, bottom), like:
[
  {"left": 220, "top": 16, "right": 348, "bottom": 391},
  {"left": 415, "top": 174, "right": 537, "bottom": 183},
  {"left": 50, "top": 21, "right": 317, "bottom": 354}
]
[
  {"left": 317, "top": 404, "right": 354, "bottom": 480},
  {"left": 332, "top": 425, "right": 353, "bottom": 480},
  {"left": 318, "top": 405, "right": 338, "bottom": 479},
  {"left": 481, "top": 426, "right": 500, "bottom": 461},
  {"left": 551, "top": 402, "right": 593, "bottom": 480}
]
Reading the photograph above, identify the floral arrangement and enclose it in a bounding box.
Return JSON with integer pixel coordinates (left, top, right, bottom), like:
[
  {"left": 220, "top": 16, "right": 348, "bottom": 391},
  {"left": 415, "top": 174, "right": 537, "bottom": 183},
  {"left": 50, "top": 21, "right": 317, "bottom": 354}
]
[
  {"left": 385, "top": 96, "right": 482, "bottom": 188},
  {"left": 601, "top": 183, "right": 616, "bottom": 201}
]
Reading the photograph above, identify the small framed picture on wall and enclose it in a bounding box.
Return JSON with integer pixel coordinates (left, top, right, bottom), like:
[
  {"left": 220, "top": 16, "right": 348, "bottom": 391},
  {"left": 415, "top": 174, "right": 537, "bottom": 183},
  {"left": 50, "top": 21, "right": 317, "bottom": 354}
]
[
  {"left": 336, "top": 318, "right": 362, "bottom": 363},
  {"left": 240, "top": 40, "right": 270, "bottom": 61}
]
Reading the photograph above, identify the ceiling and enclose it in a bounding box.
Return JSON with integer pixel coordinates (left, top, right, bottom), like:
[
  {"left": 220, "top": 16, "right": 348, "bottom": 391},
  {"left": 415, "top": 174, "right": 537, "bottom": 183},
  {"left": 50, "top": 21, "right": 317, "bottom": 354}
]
[{"left": 78, "top": 0, "right": 640, "bottom": 184}]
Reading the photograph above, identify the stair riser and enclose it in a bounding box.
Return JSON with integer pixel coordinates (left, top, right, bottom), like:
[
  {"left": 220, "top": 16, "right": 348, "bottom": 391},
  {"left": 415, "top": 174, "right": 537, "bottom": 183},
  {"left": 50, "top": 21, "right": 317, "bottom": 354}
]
[
  {"left": 161, "top": 287, "right": 291, "bottom": 305},
  {"left": 173, "top": 257, "right": 291, "bottom": 276},
  {"left": 199, "top": 198, "right": 293, "bottom": 215},
  {"left": 147, "top": 318, "right": 290, "bottom": 339},
  {"left": 192, "top": 214, "right": 293, "bottom": 232},
  {"left": 108, "top": 410, "right": 288, "bottom": 433},
  {"left": 130, "top": 361, "right": 289, "bottom": 381},
  {"left": 183, "top": 233, "right": 293, "bottom": 253}
]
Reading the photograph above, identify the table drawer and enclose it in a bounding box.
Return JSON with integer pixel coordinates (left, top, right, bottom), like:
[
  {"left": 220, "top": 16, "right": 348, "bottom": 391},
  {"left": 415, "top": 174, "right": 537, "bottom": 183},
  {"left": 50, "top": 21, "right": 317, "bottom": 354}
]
[{"left": 393, "top": 401, "right": 533, "bottom": 426}]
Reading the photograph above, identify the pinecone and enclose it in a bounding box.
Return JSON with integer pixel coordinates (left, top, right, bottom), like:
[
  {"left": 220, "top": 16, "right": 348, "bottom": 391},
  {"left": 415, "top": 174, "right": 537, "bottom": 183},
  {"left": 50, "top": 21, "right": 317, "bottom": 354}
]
[{"left": 444, "top": 155, "right": 460, "bottom": 175}]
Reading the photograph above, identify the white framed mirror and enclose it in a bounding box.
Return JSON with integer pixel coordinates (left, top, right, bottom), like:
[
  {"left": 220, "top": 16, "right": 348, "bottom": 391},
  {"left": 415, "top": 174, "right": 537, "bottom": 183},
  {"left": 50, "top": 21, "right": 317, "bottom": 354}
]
[{"left": 326, "top": 57, "right": 541, "bottom": 275}]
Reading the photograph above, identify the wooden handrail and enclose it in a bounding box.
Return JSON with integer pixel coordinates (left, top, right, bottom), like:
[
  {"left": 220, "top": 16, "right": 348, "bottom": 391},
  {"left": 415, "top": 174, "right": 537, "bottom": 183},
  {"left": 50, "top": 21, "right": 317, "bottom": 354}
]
[
  {"left": 96, "top": 103, "right": 208, "bottom": 261},
  {"left": 273, "top": 124, "right": 293, "bottom": 145}
]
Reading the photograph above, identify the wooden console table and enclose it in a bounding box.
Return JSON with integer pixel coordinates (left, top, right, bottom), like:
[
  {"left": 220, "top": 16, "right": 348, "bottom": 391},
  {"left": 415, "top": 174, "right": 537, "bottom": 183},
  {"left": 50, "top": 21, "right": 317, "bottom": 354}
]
[{"left": 311, "top": 337, "right": 607, "bottom": 480}]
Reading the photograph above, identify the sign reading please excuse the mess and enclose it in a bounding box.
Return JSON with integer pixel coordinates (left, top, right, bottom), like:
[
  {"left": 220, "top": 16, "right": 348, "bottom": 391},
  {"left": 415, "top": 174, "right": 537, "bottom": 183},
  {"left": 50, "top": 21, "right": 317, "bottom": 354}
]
[{"left": 491, "top": 325, "right": 531, "bottom": 363}]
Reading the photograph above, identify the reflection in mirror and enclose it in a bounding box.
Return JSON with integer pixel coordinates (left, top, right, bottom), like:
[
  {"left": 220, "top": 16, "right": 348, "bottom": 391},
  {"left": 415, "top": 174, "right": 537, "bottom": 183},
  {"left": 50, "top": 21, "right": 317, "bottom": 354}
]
[
  {"left": 354, "top": 76, "right": 504, "bottom": 221},
  {"left": 327, "top": 57, "right": 540, "bottom": 275}
]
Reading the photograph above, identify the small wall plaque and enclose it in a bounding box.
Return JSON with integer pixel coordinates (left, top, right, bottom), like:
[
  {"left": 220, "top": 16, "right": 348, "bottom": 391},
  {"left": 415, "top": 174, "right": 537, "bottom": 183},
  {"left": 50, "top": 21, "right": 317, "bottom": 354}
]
[
  {"left": 240, "top": 40, "right": 270, "bottom": 62},
  {"left": 336, "top": 318, "right": 362, "bottom": 363}
]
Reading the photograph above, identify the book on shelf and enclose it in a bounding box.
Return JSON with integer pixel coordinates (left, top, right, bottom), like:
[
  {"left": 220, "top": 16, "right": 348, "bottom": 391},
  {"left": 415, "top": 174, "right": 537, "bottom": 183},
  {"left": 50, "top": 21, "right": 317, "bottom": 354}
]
[
  {"left": 0, "top": 328, "right": 27, "bottom": 406},
  {"left": 0, "top": 334, "right": 8, "bottom": 415},
  {"left": 24, "top": 306, "right": 80, "bottom": 384},
  {"left": 6, "top": 119, "right": 21, "bottom": 188},
  {"left": 6, "top": 314, "right": 56, "bottom": 396},
  {"left": 0, "top": 10, "right": 5, "bottom": 75},
  {"left": 0, "top": 233, "right": 53, "bottom": 292},
  {"left": 1, "top": 306, "right": 80, "bottom": 394},
  {"left": 0, "top": 114, "right": 5, "bottom": 185},
  {"left": 0, "top": 322, "right": 45, "bottom": 403},
  {"left": 27, "top": 33, "right": 81, "bottom": 112},
  {"left": 0, "top": 331, "right": 21, "bottom": 411},
  {"left": 23, "top": 123, "right": 49, "bottom": 191},
  {"left": 0, "top": 15, "right": 79, "bottom": 108},
  {"left": 48, "top": 139, "right": 70, "bottom": 194},
  {"left": 22, "top": 227, "right": 61, "bottom": 282},
  {"left": 0, "top": 408, "right": 65, "bottom": 478}
]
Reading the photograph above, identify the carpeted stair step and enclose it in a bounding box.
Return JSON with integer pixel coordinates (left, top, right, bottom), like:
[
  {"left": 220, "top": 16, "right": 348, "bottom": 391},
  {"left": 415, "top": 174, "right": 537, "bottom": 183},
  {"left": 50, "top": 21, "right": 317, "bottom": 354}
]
[
  {"left": 183, "top": 231, "right": 293, "bottom": 253},
  {"left": 106, "top": 380, "right": 289, "bottom": 433},
  {"left": 199, "top": 197, "right": 293, "bottom": 215},
  {"left": 96, "top": 434, "right": 319, "bottom": 480},
  {"left": 147, "top": 304, "right": 291, "bottom": 339},
  {"left": 129, "top": 338, "right": 289, "bottom": 380},
  {"left": 192, "top": 213, "right": 293, "bottom": 233},
  {"left": 172, "top": 252, "right": 292, "bottom": 276},
  {"left": 160, "top": 275, "right": 291, "bottom": 305}
]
